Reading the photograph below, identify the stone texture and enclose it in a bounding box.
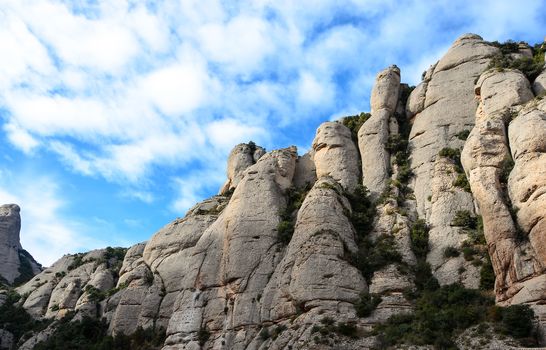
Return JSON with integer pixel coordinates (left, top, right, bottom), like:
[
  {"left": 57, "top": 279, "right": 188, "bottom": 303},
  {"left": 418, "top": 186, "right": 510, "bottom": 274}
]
[
  {"left": 409, "top": 34, "right": 498, "bottom": 219},
  {"left": 533, "top": 69, "right": 546, "bottom": 96},
  {"left": 370, "top": 65, "right": 401, "bottom": 113},
  {"left": 359, "top": 65, "right": 401, "bottom": 198},
  {"left": 312, "top": 122, "right": 360, "bottom": 192},
  {"left": 462, "top": 68, "right": 545, "bottom": 307},
  {"left": 427, "top": 157, "right": 480, "bottom": 288},
  {"left": 0, "top": 204, "right": 41, "bottom": 284},
  {"left": 219, "top": 142, "right": 266, "bottom": 195}
]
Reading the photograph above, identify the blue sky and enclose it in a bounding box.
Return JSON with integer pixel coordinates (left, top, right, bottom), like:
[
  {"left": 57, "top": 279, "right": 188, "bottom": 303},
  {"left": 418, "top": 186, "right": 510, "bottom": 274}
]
[{"left": 1, "top": 0, "right": 545, "bottom": 266}]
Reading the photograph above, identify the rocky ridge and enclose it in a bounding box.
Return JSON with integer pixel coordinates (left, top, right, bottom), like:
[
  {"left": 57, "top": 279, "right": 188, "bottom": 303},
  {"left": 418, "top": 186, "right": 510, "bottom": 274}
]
[{"left": 1, "top": 34, "right": 545, "bottom": 349}]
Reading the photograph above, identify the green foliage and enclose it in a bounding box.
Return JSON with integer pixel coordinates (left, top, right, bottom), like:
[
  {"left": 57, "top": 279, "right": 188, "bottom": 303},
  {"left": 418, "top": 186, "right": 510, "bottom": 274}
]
[
  {"left": 455, "top": 129, "right": 470, "bottom": 140},
  {"left": 452, "top": 210, "right": 477, "bottom": 229},
  {"left": 386, "top": 135, "right": 408, "bottom": 154},
  {"left": 277, "top": 221, "right": 294, "bottom": 244},
  {"left": 336, "top": 322, "right": 358, "bottom": 338},
  {"left": 277, "top": 186, "right": 311, "bottom": 245},
  {"left": 0, "top": 291, "right": 52, "bottom": 346},
  {"left": 438, "top": 147, "right": 461, "bottom": 162},
  {"left": 480, "top": 255, "right": 495, "bottom": 291},
  {"left": 67, "top": 253, "right": 86, "bottom": 271},
  {"left": 346, "top": 185, "right": 376, "bottom": 240},
  {"left": 443, "top": 246, "right": 460, "bottom": 258},
  {"left": 355, "top": 292, "right": 382, "bottom": 317},
  {"left": 490, "top": 40, "right": 520, "bottom": 55},
  {"left": 411, "top": 260, "right": 439, "bottom": 294},
  {"left": 499, "top": 157, "right": 514, "bottom": 186},
  {"left": 248, "top": 140, "right": 257, "bottom": 153},
  {"left": 271, "top": 324, "right": 287, "bottom": 340},
  {"left": 374, "top": 283, "right": 526, "bottom": 348},
  {"left": 453, "top": 173, "right": 471, "bottom": 192},
  {"left": 13, "top": 250, "right": 38, "bottom": 286},
  {"left": 349, "top": 234, "right": 402, "bottom": 281},
  {"left": 501, "top": 304, "right": 534, "bottom": 338},
  {"left": 85, "top": 285, "right": 106, "bottom": 302},
  {"left": 340, "top": 112, "right": 371, "bottom": 138},
  {"left": 34, "top": 316, "right": 166, "bottom": 350},
  {"left": 197, "top": 327, "right": 210, "bottom": 346},
  {"left": 410, "top": 219, "right": 429, "bottom": 261},
  {"left": 259, "top": 327, "right": 270, "bottom": 340},
  {"left": 488, "top": 40, "right": 545, "bottom": 81}
]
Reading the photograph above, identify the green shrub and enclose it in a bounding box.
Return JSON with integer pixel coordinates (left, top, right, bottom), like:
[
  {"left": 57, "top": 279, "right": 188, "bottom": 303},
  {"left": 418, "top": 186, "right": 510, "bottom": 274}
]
[
  {"left": 480, "top": 256, "right": 495, "bottom": 290},
  {"left": 277, "top": 186, "right": 311, "bottom": 245},
  {"left": 444, "top": 246, "right": 460, "bottom": 258},
  {"left": 350, "top": 235, "right": 402, "bottom": 281},
  {"left": 501, "top": 305, "right": 534, "bottom": 338},
  {"left": 499, "top": 157, "right": 514, "bottom": 186},
  {"left": 346, "top": 185, "right": 376, "bottom": 239},
  {"left": 14, "top": 250, "right": 38, "bottom": 286},
  {"left": 259, "top": 327, "right": 270, "bottom": 340},
  {"left": 490, "top": 40, "right": 520, "bottom": 54},
  {"left": 0, "top": 291, "right": 52, "bottom": 344},
  {"left": 336, "top": 322, "right": 358, "bottom": 338},
  {"left": 67, "top": 253, "right": 86, "bottom": 271},
  {"left": 197, "top": 327, "right": 211, "bottom": 346},
  {"left": 375, "top": 284, "right": 494, "bottom": 348},
  {"left": 439, "top": 147, "right": 461, "bottom": 162},
  {"left": 386, "top": 135, "right": 408, "bottom": 154},
  {"left": 453, "top": 173, "right": 471, "bottom": 192},
  {"left": 452, "top": 210, "right": 478, "bottom": 229},
  {"left": 341, "top": 113, "right": 371, "bottom": 138},
  {"left": 410, "top": 219, "right": 429, "bottom": 260},
  {"left": 34, "top": 316, "right": 166, "bottom": 350},
  {"left": 456, "top": 130, "right": 470, "bottom": 140},
  {"left": 355, "top": 292, "right": 382, "bottom": 317}
]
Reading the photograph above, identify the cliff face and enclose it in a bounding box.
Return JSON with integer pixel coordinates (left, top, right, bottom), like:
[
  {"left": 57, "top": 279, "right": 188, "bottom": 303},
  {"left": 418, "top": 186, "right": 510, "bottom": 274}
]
[
  {"left": 5, "top": 34, "right": 546, "bottom": 349},
  {"left": 0, "top": 204, "right": 41, "bottom": 286}
]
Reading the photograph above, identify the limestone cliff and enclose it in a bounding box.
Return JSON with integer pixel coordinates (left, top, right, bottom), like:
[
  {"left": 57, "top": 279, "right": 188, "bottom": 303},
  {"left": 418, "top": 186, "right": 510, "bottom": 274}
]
[
  {"left": 2, "top": 34, "right": 546, "bottom": 349},
  {"left": 0, "top": 204, "right": 41, "bottom": 286}
]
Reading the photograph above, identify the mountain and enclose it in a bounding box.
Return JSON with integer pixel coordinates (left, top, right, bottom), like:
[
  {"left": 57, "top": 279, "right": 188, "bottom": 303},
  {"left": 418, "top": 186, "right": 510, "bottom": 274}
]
[
  {"left": 1, "top": 33, "right": 545, "bottom": 350},
  {"left": 0, "top": 204, "right": 42, "bottom": 287}
]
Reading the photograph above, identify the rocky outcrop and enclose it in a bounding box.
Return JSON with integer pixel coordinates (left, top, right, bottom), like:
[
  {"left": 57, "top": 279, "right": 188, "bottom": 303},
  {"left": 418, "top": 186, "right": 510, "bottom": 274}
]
[
  {"left": 358, "top": 65, "right": 400, "bottom": 198},
  {"left": 0, "top": 204, "right": 41, "bottom": 285},
  {"left": 408, "top": 34, "right": 498, "bottom": 219},
  {"left": 6, "top": 34, "right": 546, "bottom": 349},
  {"left": 312, "top": 122, "right": 360, "bottom": 192},
  {"left": 219, "top": 142, "right": 266, "bottom": 195}
]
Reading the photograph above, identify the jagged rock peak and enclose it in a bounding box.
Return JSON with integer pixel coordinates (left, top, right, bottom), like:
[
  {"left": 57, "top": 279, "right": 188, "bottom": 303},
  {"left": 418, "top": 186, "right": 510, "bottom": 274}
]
[
  {"left": 0, "top": 204, "right": 41, "bottom": 285},
  {"left": 219, "top": 141, "right": 266, "bottom": 195}
]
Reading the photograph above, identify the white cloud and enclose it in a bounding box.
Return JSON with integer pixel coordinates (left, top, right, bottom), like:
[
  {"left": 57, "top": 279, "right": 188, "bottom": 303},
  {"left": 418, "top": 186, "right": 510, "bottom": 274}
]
[
  {"left": 141, "top": 62, "right": 209, "bottom": 116},
  {"left": 3, "top": 122, "right": 39, "bottom": 154},
  {"left": 0, "top": 175, "right": 107, "bottom": 266}
]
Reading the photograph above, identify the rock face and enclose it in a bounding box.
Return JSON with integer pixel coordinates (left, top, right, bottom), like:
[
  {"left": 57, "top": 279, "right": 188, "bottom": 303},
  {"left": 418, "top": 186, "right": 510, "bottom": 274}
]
[
  {"left": 0, "top": 204, "right": 41, "bottom": 285},
  {"left": 7, "top": 34, "right": 546, "bottom": 349},
  {"left": 359, "top": 65, "right": 400, "bottom": 198}
]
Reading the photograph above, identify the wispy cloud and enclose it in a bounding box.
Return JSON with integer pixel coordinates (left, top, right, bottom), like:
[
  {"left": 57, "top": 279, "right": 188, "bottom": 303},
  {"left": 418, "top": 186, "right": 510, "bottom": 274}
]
[{"left": 0, "top": 172, "right": 111, "bottom": 266}]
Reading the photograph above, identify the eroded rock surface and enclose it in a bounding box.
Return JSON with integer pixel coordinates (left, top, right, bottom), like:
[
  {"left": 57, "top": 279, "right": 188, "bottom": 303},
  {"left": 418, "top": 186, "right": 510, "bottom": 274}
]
[{"left": 0, "top": 204, "right": 41, "bottom": 285}]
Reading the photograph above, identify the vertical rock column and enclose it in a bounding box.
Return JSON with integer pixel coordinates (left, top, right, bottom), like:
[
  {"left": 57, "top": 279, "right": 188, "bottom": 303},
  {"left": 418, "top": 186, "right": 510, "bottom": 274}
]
[
  {"left": 461, "top": 69, "right": 538, "bottom": 301},
  {"left": 0, "top": 204, "right": 23, "bottom": 283},
  {"left": 312, "top": 122, "right": 360, "bottom": 192},
  {"left": 407, "top": 34, "right": 498, "bottom": 219},
  {"left": 358, "top": 65, "right": 400, "bottom": 199}
]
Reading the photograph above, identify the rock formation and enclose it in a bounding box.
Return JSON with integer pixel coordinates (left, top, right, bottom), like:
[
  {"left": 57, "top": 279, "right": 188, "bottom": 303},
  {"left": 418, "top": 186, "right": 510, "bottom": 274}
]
[
  {"left": 0, "top": 204, "right": 41, "bottom": 285},
  {"left": 2, "top": 33, "right": 546, "bottom": 349}
]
